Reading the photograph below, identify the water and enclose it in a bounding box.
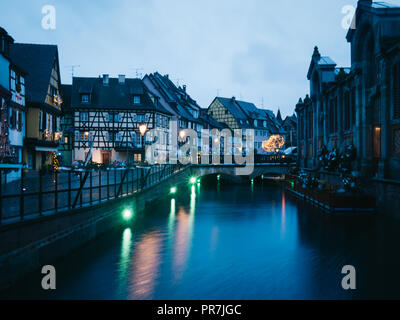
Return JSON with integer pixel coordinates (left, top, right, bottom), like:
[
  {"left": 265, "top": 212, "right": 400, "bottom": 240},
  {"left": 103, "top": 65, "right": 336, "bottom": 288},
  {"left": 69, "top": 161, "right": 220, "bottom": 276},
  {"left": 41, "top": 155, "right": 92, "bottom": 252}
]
[{"left": 3, "top": 179, "right": 400, "bottom": 300}]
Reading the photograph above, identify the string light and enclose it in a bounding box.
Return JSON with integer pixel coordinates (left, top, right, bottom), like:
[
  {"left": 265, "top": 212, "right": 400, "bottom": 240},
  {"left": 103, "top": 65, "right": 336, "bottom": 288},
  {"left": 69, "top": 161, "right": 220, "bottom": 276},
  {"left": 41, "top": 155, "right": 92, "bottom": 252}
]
[{"left": 262, "top": 135, "right": 285, "bottom": 153}]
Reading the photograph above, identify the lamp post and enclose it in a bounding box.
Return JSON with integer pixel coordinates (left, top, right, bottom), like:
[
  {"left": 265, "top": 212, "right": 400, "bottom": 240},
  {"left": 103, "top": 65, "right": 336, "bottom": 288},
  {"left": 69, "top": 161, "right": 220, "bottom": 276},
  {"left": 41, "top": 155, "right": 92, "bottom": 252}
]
[{"left": 139, "top": 123, "right": 148, "bottom": 163}]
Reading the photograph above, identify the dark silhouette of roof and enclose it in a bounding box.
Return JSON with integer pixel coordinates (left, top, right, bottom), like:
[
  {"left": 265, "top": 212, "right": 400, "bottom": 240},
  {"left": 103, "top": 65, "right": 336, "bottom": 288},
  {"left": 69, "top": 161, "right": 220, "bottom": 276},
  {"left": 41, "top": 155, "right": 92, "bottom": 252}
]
[
  {"left": 10, "top": 43, "right": 59, "bottom": 105},
  {"left": 71, "top": 76, "right": 172, "bottom": 115}
]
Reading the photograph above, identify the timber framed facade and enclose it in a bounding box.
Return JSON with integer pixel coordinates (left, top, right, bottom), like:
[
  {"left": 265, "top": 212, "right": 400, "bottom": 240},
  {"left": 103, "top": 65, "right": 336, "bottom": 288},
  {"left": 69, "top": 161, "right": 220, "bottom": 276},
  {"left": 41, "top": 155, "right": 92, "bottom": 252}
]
[{"left": 72, "top": 75, "right": 172, "bottom": 164}]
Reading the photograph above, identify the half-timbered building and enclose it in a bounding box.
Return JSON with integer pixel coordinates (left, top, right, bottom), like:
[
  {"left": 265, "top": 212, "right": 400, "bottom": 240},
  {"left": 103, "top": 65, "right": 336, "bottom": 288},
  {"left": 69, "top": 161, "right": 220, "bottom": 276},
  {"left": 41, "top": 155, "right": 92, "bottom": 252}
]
[
  {"left": 207, "top": 97, "right": 283, "bottom": 154},
  {"left": 10, "top": 43, "right": 63, "bottom": 170},
  {"left": 71, "top": 75, "right": 172, "bottom": 164}
]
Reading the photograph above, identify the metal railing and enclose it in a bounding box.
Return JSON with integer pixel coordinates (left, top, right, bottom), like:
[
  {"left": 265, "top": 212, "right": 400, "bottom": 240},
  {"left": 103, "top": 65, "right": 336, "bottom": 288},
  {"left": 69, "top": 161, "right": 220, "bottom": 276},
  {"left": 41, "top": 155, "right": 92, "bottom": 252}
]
[{"left": 0, "top": 164, "right": 184, "bottom": 225}]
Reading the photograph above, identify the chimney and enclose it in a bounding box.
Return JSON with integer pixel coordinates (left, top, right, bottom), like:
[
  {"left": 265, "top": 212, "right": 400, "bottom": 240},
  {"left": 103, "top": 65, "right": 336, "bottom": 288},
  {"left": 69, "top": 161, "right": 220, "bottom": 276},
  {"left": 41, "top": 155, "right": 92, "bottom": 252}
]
[
  {"left": 0, "top": 28, "right": 14, "bottom": 57},
  {"left": 183, "top": 85, "right": 186, "bottom": 92},
  {"left": 118, "top": 74, "right": 125, "bottom": 84},
  {"left": 231, "top": 96, "right": 236, "bottom": 101},
  {"left": 103, "top": 74, "right": 109, "bottom": 86}
]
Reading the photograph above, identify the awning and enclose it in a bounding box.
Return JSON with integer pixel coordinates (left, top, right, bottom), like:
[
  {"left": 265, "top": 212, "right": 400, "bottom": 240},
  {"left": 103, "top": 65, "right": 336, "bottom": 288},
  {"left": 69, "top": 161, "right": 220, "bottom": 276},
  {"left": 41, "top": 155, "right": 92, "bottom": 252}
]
[{"left": 35, "top": 146, "right": 58, "bottom": 152}]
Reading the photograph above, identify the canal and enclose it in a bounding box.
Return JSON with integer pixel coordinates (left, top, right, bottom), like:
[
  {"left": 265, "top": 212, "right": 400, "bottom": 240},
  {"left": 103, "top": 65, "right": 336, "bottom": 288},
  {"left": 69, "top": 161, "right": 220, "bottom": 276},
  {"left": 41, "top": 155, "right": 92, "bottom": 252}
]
[{"left": 2, "top": 177, "right": 400, "bottom": 300}]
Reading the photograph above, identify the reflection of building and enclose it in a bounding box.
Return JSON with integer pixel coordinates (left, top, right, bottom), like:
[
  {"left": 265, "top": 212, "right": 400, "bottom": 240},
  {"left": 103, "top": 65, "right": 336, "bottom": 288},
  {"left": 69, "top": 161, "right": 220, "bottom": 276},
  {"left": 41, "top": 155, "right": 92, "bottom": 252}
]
[
  {"left": 72, "top": 75, "right": 172, "bottom": 164},
  {"left": 10, "top": 43, "right": 63, "bottom": 170},
  {"left": 207, "top": 96, "right": 282, "bottom": 154},
  {"left": 296, "top": 0, "right": 400, "bottom": 180},
  {"left": 0, "top": 27, "right": 27, "bottom": 181}
]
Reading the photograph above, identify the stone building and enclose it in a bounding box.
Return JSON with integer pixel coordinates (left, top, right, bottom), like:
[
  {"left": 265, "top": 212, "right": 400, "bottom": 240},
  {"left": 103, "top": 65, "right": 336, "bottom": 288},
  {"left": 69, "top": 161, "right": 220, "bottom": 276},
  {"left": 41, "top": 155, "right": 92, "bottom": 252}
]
[{"left": 296, "top": 0, "right": 400, "bottom": 181}]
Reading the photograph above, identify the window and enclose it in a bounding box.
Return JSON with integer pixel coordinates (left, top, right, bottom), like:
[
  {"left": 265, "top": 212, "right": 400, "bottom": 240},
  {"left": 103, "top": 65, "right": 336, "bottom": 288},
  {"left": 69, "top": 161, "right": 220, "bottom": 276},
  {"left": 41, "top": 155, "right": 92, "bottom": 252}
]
[
  {"left": 108, "top": 112, "right": 119, "bottom": 122},
  {"left": 9, "top": 108, "right": 16, "bottom": 129},
  {"left": 80, "top": 131, "right": 89, "bottom": 141},
  {"left": 80, "top": 112, "right": 89, "bottom": 122},
  {"left": 50, "top": 86, "right": 57, "bottom": 97},
  {"left": 17, "top": 111, "right": 22, "bottom": 131},
  {"left": 393, "top": 127, "right": 400, "bottom": 156},
  {"left": 394, "top": 63, "right": 400, "bottom": 119},
  {"left": 329, "top": 98, "right": 337, "bottom": 134},
  {"left": 351, "top": 89, "right": 356, "bottom": 126},
  {"left": 344, "top": 91, "right": 351, "bottom": 131},
  {"left": 133, "top": 95, "right": 141, "bottom": 104},
  {"left": 81, "top": 94, "right": 90, "bottom": 103},
  {"left": 40, "top": 111, "right": 46, "bottom": 131},
  {"left": 56, "top": 117, "right": 61, "bottom": 132},
  {"left": 133, "top": 114, "right": 138, "bottom": 122}
]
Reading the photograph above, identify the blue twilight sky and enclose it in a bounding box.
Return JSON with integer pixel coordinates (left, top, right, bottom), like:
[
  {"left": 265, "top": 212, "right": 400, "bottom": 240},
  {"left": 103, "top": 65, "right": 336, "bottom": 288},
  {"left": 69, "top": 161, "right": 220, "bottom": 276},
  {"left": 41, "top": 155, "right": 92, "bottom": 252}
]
[{"left": 2, "top": 0, "right": 400, "bottom": 118}]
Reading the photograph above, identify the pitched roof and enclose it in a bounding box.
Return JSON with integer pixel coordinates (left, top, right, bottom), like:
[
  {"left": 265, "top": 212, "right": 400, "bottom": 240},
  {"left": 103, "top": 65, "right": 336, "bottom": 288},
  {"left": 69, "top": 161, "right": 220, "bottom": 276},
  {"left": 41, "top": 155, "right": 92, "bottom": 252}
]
[
  {"left": 71, "top": 76, "right": 172, "bottom": 115},
  {"left": 10, "top": 43, "right": 59, "bottom": 104},
  {"left": 145, "top": 72, "right": 201, "bottom": 123},
  {"left": 61, "top": 84, "right": 72, "bottom": 111},
  {"left": 216, "top": 97, "right": 248, "bottom": 121}
]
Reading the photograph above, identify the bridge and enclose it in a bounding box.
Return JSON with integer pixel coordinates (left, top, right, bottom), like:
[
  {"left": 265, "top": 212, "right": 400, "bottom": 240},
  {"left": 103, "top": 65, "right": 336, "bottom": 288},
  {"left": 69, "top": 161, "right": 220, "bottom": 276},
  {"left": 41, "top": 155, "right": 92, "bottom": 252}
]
[{"left": 190, "top": 163, "right": 295, "bottom": 182}]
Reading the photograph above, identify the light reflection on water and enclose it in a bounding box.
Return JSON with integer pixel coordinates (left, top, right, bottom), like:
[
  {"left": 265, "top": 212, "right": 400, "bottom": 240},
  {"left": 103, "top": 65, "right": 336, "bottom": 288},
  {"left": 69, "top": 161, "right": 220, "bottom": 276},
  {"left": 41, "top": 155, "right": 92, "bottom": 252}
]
[{"left": 3, "top": 182, "right": 400, "bottom": 300}]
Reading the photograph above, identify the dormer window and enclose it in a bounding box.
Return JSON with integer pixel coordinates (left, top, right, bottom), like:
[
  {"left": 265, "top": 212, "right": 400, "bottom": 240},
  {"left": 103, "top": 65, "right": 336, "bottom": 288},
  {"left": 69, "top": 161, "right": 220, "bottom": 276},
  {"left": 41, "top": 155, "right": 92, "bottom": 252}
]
[
  {"left": 133, "top": 95, "right": 141, "bottom": 105},
  {"left": 81, "top": 94, "right": 90, "bottom": 103}
]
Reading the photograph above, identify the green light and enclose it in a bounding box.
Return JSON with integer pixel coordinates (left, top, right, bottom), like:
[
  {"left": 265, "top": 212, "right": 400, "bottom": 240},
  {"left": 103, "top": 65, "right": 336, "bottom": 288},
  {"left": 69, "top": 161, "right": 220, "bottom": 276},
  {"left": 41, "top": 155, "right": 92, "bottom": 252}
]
[
  {"left": 251, "top": 179, "right": 254, "bottom": 184},
  {"left": 122, "top": 209, "right": 133, "bottom": 221},
  {"left": 217, "top": 174, "right": 221, "bottom": 181},
  {"left": 190, "top": 177, "right": 197, "bottom": 184},
  {"left": 261, "top": 175, "right": 264, "bottom": 180},
  {"left": 170, "top": 187, "right": 177, "bottom": 194}
]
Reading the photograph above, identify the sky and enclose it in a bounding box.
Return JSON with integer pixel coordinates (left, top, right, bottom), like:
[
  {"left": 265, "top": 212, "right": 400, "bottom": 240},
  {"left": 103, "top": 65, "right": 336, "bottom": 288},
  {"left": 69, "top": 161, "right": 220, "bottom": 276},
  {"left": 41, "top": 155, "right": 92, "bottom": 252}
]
[{"left": 2, "top": 0, "right": 400, "bottom": 118}]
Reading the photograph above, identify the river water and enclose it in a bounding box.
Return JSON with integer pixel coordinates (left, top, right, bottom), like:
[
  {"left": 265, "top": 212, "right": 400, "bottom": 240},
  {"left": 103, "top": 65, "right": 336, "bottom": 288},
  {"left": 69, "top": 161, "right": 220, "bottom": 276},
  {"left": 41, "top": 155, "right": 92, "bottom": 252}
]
[{"left": 3, "top": 179, "right": 400, "bottom": 300}]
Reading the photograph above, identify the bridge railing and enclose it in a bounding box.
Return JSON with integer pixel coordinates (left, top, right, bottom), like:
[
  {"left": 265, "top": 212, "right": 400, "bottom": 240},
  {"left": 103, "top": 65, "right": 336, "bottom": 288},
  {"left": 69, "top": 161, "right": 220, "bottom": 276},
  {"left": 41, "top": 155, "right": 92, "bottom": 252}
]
[{"left": 0, "top": 164, "right": 184, "bottom": 226}]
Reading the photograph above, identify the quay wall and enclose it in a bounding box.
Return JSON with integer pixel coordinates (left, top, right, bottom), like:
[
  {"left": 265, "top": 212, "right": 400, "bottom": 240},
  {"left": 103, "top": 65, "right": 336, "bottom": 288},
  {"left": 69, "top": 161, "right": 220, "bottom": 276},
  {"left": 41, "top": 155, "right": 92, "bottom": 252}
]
[{"left": 0, "top": 167, "right": 193, "bottom": 291}]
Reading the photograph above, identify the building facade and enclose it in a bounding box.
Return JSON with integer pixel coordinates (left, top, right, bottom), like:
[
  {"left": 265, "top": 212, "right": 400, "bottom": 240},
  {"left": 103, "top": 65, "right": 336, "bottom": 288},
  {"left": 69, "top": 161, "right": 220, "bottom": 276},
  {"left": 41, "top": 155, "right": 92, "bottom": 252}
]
[
  {"left": 71, "top": 75, "right": 172, "bottom": 165},
  {"left": 10, "top": 43, "right": 63, "bottom": 170},
  {"left": 207, "top": 96, "right": 283, "bottom": 155},
  {"left": 296, "top": 0, "right": 400, "bottom": 180},
  {"left": 0, "top": 27, "right": 26, "bottom": 181}
]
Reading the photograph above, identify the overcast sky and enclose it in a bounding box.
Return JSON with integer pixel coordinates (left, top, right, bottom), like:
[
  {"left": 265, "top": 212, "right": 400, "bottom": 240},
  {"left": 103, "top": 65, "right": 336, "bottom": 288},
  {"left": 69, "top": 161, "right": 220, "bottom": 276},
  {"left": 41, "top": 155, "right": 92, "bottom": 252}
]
[{"left": 2, "top": 0, "right": 400, "bottom": 118}]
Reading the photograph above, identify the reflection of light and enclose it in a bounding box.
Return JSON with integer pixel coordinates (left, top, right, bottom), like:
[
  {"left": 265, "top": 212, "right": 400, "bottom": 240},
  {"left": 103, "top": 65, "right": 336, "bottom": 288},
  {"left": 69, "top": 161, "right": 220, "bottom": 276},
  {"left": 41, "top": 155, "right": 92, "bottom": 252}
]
[
  {"left": 190, "top": 185, "right": 196, "bottom": 215},
  {"left": 281, "top": 191, "right": 286, "bottom": 237},
  {"left": 173, "top": 206, "right": 195, "bottom": 281},
  {"left": 168, "top": 199, "right": 176, "bottom": 236},
  {"left": 117, "top": 228, "right": 133, "bottom": 294},
  {"left": 129, "top": 232, "right": 161, "bottom": 299},
  {"left": 122, "top": 228, "right": 132, "bottom": 260},
  {"left": 122, "top": 208, "right": 133, "bottom": 221}
]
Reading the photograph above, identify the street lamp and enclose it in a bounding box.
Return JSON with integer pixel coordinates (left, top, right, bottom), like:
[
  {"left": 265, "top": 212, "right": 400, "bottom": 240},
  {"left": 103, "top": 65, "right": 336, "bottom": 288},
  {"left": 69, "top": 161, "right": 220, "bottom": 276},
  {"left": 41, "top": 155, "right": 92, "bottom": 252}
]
[{"left": 139, "top": 124, "right": 148, "bottom": 163}]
